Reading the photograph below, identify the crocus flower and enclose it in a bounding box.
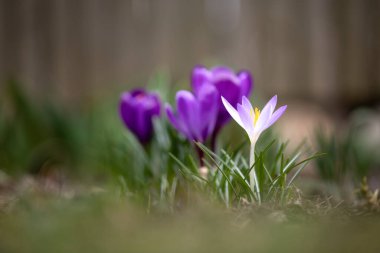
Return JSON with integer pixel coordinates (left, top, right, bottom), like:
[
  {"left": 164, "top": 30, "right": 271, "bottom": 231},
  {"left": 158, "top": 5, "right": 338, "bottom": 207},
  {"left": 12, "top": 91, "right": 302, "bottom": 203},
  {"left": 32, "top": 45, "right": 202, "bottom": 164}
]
[
  {"left": 165, "top": 84, "right": 218, "bottom": 143},
  {"left": 222, "top": 95, "right": 287, "bottom": 199},
  {"left": 119, "top": 89, "right": 161, "bottom": 144},
  {"left": 192, "top": 65, "right": 253, "bottom": 131}
]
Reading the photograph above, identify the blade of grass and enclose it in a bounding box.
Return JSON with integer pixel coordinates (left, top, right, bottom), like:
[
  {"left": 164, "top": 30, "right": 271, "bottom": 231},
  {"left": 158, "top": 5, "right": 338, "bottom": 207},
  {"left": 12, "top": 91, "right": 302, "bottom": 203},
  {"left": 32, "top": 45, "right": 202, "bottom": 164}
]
[
  {"left": 169, "top": 153, "right": 208, "bottom": 183},
  {"left": 196, "top": 143, "right": 239, "bottom": 199}
]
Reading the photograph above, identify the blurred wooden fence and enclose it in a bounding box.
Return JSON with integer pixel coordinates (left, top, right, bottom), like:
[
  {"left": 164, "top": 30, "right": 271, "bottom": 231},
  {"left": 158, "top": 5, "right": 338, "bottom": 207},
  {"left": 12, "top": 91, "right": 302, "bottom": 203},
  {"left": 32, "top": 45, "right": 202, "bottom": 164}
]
[{"left": 0, "top": 0, "right": 379, "bottom": 107}]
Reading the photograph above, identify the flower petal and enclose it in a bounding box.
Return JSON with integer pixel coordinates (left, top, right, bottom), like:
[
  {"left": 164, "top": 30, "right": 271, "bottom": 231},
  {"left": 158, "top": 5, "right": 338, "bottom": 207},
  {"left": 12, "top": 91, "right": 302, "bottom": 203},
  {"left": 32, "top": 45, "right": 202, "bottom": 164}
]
[
  {"left": 165, "top": 104, "right": 180, "bottom": 131},
  {"left": 120, "top": 92, "right": 140, "bottom": 135},
  {"left": 255, "top": 98, "right": 275, "bottom": 133},
  {"left": 191, "top": 65, "right": 211, "bottom": 96},
  {"left": 264, "top": 95, "right": 278, "bottom": 115},
  {"left": 221, "top": 96, "right": 244, "bottom": 128},
  {"left": 130, "top": 89, "right": 146, "bottom": 97},
  {"left": 165, "top": 103, "right": 193, "bottom": 140},
  {"left": 238, "top": 71, "right": 253, "bottom": 97},
  {"left": 145, "top": 93, "right": 161, "bottom": 117},
  {"left": 198, "top": 84, "right": 218, "bottom": 141},
  {"left": 265, "top": 105, "right": 287, "bottom": 129},
  {"left": 214, "top": 78, "right": 241, "bottom": 127},
  {"left": 237, "top": 103, "right": 254, "bottom": 138},
  {"left": 135, "top": 106, "right": 152, "bottom": 143},
  {"left": 210, "top": 66, "right": 235, "bottom": 76},
  {"left": 119, "top": 92, "right": 133, "bottom": 122},
  {"left": 211, "top": 66, "right": 240, "bottom": 91},
  {"left": 119, "top": 89, "right": 162, "bottom": 144},
  {"left": 176, "top": 91, "right": 202, "bottom": 141},
  {"left": 242, "top": 96, "right": 253, "bottom": 113}
]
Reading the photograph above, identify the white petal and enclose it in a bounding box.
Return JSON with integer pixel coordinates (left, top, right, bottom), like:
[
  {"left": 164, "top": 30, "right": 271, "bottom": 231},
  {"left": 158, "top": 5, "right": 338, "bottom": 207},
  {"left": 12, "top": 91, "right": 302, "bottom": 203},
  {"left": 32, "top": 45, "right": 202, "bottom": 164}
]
[
  {"left": 221, "top": 96, "right": 243, "bottom": 128},
  {"left": 237, "top": 104, "right": 254, "bottom": 138},
  {"left": 255, "top": 100, "right": 273, "bottom": 134},
  {"left": 262, "top": 95, "right": 277, "bottom": 116},
  {"left": 242, "top": 96, "right": 253, "bottom": 112},
  {"left": 265, "top": 105, "right": 287, "bottom": 129}
]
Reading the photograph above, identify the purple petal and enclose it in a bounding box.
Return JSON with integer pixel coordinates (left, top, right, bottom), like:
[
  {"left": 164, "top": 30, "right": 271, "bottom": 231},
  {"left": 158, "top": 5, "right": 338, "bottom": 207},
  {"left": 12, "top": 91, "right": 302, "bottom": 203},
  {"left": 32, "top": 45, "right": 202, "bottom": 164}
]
[
  {"left": 213, "top": 77, "right": 240, "bottom": 94},
  {"left": 265, "top": 105, "right": 287, "bottom": 129},
  {"left": 146, "top": 93, "right": 161, "bottom": 116},
  {"left": 214, "top": 78, "right": 241, "bottom": 127},
  {"left": 119, "top": 89, "right": 162, "bottom": 143},
  {"left": 238, "top": 71, "right": 253, "bottom": 97},
  {"left": 130, "top": 88, "right": 146, "bottom": 97},
  {"left": 165, "top": 104, "right": 180, "bottom": 131},
  {"left": 211, "top": 67, "right": 240, "bottom": 84},
  {"left": 135, "top": 106, "right": 153, "bottom": 143},
  {"left": 198, "top": 84, "right": 218, "bottom": 140},
  {"left": 191, "top": 65, "right": 211, "bottom": 96},
  {"left": 176, "top": 91, "right": 202, "bottom": 141},
  {"left": 210, "top": 66, "right": 235, "bottom": 76},
  {"left": 119, "top": 93, "right": 135, "bottom": 130},
  {"left": 120, "top": 91, "right": 132, "bottom": 102},
  {"left": 165, "top": 104, "right": 190, "bottom": 140}
]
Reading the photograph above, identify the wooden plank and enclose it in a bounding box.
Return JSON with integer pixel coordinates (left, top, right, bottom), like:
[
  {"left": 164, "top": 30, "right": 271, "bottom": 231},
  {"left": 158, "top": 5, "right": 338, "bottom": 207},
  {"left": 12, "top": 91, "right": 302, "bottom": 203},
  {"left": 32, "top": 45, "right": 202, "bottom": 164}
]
[
  {"left": 31, "top": 0, "right": 55, "bottom": 95},
  {"left": 0, "top": 0, "right": 3, "bottom": 83},
  {"left": 53, "top": 0, "right": 90, "bottom": 104},
  {"left": 308, "top": 0, "right": 340, "bottom": 106},
  {"left": 2, "top": 0, "right": 24, "bottom": 82}
]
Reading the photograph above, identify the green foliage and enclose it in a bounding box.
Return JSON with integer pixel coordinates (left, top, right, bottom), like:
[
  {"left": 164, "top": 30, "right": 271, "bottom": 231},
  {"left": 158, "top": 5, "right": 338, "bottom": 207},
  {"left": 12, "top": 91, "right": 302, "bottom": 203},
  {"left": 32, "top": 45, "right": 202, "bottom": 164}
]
[
  {"left": 314, "top": 111, "right": 380, "bottom": 184},
  {"left": 0, "top": 80, "right": 90, "bottom": 175},
  {"left": 170, "top": 139, "right": 323, "bottom": 207},
  {"left": 101, "top": 115, "right": 193, "bottom": 208}
]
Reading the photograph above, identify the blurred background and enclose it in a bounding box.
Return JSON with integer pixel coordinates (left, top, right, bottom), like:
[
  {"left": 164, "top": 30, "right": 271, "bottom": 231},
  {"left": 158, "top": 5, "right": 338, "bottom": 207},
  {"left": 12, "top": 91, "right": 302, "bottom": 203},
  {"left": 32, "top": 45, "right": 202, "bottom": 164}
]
[{"left": 1, "top": 0, "right": 379, "bottom": 109}]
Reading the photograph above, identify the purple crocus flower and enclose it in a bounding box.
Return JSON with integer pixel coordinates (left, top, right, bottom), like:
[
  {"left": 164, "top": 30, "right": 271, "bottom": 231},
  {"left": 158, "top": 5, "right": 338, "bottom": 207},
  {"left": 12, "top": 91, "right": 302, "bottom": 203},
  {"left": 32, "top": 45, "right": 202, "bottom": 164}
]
[
  {"left": 165, "top": 84, "right": 218, "bottom": 143},
  {"left": 119, "top": 89, "right": 161, "bottom": 144},
  {"left": 191, "top": 65, "right": 253, "bottom": 131}
]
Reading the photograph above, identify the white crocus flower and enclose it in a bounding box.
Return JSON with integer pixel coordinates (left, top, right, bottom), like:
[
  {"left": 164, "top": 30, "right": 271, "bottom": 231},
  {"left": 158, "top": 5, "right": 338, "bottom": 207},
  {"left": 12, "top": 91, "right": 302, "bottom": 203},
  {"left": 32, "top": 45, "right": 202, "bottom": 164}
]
[{"left": 222, "top": 95, "right": 287, "bottom": 202}]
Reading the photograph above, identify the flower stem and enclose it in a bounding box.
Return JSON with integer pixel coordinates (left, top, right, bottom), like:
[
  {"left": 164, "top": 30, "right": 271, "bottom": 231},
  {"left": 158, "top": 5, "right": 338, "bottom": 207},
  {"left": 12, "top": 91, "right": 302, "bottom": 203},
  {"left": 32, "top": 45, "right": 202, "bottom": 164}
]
[
  {"left": 195, "top": 145, "right": 205, "bottom": 167},
  {"left": 249, "top": 142, "right": 261, "bottom": 204},
  {"left": 210, "top": 126, "right": 220, "bottom": 153}
]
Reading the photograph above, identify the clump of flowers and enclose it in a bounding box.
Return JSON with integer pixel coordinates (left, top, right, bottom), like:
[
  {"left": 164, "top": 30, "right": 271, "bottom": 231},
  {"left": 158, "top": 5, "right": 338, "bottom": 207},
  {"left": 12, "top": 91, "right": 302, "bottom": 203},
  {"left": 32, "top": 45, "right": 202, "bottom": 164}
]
[{"left": 117, "top": 65, "right": 317, "bottom": 207}]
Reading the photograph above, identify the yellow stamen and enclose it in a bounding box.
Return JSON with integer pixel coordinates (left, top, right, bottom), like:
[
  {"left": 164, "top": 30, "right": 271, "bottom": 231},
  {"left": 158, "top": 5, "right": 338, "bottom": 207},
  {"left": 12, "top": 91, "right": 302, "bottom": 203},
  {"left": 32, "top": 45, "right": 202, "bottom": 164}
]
[
  {"left": 254, "top": 107, "right": 260, "bottom": 125},
  {"left": 250, "top": 107, "right": 261, "bottom": 126}
]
